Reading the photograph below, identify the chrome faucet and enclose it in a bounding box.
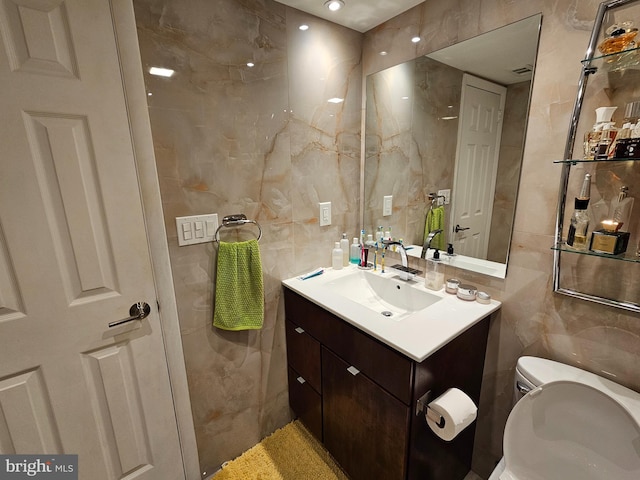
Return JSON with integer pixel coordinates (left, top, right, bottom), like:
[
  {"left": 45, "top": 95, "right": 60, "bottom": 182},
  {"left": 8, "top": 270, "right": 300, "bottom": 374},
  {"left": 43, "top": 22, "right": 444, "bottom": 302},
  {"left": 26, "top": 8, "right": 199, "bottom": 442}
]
[
  {"left": 421, "top": 229, "right": 443, "bottom": 259},
  {"left": 381, "top": 240, "right": 408, "bottom": 269},
  {"left": 380, "top": 240, "right": 421, "bottom": 280}
]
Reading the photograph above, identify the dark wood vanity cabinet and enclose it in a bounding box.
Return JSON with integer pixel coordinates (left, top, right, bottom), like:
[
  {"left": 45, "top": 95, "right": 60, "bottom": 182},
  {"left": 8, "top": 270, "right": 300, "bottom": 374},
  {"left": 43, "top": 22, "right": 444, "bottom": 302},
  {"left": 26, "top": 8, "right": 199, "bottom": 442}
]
[
  {"left": 284, "top": 287, "right": 491, "bottom": 480},
  {"left": 322, "top": 346, "right": 410, "bottom": 480}
]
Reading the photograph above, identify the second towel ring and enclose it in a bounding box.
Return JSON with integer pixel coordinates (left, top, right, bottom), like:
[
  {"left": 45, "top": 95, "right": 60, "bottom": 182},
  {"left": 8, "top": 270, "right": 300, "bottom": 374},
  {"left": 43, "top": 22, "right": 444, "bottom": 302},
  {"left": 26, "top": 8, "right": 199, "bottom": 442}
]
[{"left": 214, "top": 214, "right": 262, "bottom": 242}]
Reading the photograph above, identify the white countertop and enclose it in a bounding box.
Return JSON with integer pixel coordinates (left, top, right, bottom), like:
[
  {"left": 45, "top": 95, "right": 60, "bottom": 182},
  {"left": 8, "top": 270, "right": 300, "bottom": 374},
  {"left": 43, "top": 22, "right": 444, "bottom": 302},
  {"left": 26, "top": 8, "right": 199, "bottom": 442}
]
[{"left": 283, "top": 265, "right": 501, "bottom": 362}]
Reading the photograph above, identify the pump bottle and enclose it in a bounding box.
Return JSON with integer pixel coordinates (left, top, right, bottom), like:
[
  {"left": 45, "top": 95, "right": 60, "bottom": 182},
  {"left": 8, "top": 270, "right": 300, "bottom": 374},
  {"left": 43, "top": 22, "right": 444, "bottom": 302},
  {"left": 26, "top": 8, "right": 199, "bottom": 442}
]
[{"left": 424, "top": 249, "right": 444, "bottom": 291}]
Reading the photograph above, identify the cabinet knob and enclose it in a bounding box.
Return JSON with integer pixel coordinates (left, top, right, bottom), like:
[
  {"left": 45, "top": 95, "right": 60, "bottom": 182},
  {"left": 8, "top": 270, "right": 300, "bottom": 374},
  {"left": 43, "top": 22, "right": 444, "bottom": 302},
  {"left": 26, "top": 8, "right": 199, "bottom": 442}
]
[
  {"left": 296, "top": 376, "right": 306, "bottom": 384},
  {"left": 347, "top": 366, "right": 360, "bottom": 376},
  {"left": 295, "top": 327, "right": 305, "bottom": 334}
]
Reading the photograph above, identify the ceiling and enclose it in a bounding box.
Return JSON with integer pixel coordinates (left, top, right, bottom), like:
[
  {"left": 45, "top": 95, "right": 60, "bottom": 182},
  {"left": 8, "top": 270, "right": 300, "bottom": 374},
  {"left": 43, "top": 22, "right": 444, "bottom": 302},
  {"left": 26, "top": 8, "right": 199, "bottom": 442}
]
[{"left": 273, "top": 0, "right": 424, "bottom": 33}]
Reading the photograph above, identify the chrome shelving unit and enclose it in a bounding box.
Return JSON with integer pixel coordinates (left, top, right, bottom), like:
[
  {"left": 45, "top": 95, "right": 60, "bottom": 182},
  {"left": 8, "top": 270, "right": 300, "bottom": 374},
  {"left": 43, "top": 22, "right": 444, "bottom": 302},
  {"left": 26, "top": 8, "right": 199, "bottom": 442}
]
[{"left": 553, "top": 0, "right": 640, "bottom": 313}]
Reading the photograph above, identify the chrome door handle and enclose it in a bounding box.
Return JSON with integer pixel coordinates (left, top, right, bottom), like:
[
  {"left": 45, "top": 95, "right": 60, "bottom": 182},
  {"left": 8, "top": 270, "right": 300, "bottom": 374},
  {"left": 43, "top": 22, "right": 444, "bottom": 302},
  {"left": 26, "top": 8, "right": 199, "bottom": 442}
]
[
  {"left": 109, "top": 302, "right": 151, "bottom": 328},
  {"left": 455, "top": 224, "right": 470, "bottom": 233}
]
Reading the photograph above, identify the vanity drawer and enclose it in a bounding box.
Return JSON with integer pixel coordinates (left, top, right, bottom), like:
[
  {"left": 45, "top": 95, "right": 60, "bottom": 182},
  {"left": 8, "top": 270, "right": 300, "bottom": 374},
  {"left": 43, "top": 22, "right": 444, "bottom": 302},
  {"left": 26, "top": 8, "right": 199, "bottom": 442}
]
[
  {"left": 284, "top": 288, "right": 413, "bottom": 405},
  {"left": 287, "top": 366, "right": 323, "bottom": 441},
  {"left": 285, "top": 319, "right": 321, "bottom": 393}
]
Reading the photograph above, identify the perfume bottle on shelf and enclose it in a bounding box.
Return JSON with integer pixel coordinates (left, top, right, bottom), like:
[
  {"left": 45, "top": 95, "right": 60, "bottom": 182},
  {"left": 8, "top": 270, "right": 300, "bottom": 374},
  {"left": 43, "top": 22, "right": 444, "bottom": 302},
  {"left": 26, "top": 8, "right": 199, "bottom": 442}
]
[{"left": 566, "top": 173, "right": 591, "bottom": 250}]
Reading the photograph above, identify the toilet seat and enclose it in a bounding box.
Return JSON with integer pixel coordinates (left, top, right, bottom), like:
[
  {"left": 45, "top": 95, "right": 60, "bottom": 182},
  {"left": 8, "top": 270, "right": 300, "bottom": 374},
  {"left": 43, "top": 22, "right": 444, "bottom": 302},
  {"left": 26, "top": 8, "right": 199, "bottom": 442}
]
[{"left": 500, "top": 380, "right": 640, "bottom": 480}]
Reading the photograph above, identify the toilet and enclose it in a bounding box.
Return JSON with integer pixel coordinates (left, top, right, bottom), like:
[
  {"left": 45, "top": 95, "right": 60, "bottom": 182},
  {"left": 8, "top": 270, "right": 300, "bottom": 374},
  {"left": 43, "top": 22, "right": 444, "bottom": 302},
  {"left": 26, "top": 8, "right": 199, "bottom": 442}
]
[{"left": 489, "top": 356, "right": 640, "bottom": 480}]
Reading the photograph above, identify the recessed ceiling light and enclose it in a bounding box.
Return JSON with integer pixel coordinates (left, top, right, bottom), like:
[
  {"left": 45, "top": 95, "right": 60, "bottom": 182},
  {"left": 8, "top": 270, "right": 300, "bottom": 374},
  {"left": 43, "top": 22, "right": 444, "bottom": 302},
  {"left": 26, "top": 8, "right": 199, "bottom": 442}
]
[
  {"left": 299, "top": 24, "right": 309, "bottom": 31},
  {"left": 247, "top": 62, "right": 255, "bottom": 68},
  {"left": 325, "top": 0, "right": 344, "bottom": 12},
  {"left": 411, "top": 36, "right": 421, "bottom": 43},
  {"left": 149, "top": 66, "right": 175, "bottom": 77},
  {"left": 327, "top": 97, "right": 344, "bottom": 104}
]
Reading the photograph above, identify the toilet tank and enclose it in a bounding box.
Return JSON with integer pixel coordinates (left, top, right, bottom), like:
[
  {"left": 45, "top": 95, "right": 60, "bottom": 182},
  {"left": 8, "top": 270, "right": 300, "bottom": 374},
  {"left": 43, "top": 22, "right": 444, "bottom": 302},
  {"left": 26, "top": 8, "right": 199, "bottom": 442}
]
[{"left": 513, "top": 356, "right": 595, "bottom": 403}]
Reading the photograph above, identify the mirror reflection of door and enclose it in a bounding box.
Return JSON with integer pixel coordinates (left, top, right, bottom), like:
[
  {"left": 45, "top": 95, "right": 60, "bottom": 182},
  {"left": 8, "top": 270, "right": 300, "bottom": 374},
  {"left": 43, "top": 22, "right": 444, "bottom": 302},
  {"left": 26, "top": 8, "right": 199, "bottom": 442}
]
[{"left": 451, "top": 74, "right": 506, "bottom": 258}]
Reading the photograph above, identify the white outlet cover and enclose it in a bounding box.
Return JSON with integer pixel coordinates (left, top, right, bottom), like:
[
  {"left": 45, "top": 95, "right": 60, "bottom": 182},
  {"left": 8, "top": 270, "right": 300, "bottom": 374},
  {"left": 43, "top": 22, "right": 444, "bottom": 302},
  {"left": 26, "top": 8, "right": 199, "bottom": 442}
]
[
  {"left": 383, "top": 195, "right": 393, "bottom": 216},
  {"left": 319, "top": 202, "right": 331, "bottom": 226},
  {"left": 437, "top": 189, "right": 451, "bottom": 205}
]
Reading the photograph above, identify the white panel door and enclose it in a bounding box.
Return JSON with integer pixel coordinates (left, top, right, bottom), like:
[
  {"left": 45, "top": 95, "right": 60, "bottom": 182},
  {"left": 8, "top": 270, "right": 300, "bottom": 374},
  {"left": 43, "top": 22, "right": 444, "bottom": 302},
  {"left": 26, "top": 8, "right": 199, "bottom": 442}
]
[
  {"left": 450, "top": 74, "right": 506, "bottom": 259},
  {"left": 0, "top": 1, "right": 184, "bottom": 478}
]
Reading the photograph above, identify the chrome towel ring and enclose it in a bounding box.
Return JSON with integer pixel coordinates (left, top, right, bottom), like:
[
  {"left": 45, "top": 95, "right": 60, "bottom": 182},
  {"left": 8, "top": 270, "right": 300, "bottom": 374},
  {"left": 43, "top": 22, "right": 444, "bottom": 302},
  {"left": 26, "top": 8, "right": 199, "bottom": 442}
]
[{"left": 214, "top": 214, "right": 262, "bottom": 242}]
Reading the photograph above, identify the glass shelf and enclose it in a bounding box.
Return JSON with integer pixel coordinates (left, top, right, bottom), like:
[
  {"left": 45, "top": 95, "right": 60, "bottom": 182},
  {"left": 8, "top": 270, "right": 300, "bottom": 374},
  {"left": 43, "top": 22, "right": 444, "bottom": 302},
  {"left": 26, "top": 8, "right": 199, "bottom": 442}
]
[
  {"left": 552, "top": 243, "right": 640, "bottom": 263},
  {"left": 581, "top": 46, "right": 640, "bottom": 72},
  {"left": 554, "top": 157, "right": 640, "bottom": 164}
]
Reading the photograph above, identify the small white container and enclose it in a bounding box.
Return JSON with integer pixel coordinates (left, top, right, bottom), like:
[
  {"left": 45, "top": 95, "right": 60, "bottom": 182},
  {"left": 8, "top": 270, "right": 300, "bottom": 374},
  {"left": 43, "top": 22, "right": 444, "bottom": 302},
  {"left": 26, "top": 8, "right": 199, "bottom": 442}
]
[
  {"left": 456, "top": 284, "right": 477, "bottom": 301},
  {"left": 332, "top": 242, "right": 343, "bottom": 270},
  {"left": 445, "top": 278, "right": 460, "bottom": 294},
  {"left": 340, "top": 233, "right": 350, "bottom": 267},
  {"left": 476, "top": 291, "right": 492, "bottom": 304}
]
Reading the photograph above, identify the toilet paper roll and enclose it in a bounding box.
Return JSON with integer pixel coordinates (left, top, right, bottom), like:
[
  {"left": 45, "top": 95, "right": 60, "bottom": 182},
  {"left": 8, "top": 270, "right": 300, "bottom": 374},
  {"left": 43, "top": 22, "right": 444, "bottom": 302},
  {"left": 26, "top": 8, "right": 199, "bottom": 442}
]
[{"left": 426, "top": 388, "right": 477, "bottom": 441}]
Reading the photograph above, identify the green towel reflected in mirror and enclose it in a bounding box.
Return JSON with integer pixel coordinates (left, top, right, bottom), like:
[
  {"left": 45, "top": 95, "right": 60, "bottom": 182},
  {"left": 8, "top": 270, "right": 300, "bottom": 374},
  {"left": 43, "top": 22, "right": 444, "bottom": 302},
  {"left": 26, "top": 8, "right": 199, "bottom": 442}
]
[{"left": 424, "top": 206, "right": 446, "bottom": 251}]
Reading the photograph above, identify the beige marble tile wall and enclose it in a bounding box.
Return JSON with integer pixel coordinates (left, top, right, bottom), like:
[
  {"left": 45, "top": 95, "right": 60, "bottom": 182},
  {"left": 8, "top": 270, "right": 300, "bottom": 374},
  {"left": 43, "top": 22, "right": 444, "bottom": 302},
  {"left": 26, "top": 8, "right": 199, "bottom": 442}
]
[
  {"left": 364, "top": 0, "right": 640, "bottom": 477},
  {"left": 134, "top": 0, "right": 361, "bottom": 474}
]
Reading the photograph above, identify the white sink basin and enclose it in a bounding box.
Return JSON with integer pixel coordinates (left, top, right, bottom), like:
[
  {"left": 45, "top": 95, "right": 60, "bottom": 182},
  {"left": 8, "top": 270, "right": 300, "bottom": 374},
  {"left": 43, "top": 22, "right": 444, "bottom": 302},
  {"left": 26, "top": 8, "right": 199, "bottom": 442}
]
[
  {"left": 283, "top": 265, "right": 501, "bottom": 361},
  {"left": 325, "top": 269, "right": 441, "bottom": 320}
]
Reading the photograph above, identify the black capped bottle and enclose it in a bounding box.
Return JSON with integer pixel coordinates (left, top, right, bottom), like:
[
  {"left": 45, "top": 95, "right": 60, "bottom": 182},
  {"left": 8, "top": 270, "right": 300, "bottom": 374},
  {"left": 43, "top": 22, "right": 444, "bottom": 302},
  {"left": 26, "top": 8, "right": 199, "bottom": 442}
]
[{"left": 566, "top": 173, "right": 591, "bottom": 250}]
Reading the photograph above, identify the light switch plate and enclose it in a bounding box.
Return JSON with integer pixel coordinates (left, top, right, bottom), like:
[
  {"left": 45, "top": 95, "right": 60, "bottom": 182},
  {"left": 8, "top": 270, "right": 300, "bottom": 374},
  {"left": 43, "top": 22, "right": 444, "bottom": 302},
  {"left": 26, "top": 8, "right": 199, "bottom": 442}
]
[
  {"left": 176, "top": 214, "right": 218, "bottom": 246},
  {"left": 383, "top": 195, "right": 393, "bottom": 216},
  {"left": 319, "top": 202, "right": 331, "bottom": 226},
  {"left": 437, "top": 189, "right": 451, "bottom": 205}
]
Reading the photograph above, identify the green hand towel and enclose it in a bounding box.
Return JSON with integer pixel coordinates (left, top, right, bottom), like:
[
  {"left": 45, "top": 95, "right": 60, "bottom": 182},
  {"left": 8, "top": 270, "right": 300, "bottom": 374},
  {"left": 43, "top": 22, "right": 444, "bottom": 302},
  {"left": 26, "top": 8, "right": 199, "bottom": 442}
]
[
  {"left": 213, "top": 239, "right": 264, "bottom": 331},
  {"left": 424, "top": 206, "right": 446, "bottom": 251}
]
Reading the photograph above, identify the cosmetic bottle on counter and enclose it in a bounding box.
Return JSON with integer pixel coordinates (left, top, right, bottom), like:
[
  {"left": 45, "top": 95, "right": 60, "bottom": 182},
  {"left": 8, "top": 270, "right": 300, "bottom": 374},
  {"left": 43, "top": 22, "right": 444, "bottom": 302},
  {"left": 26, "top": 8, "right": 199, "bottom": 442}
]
[
  {"left": 340, "top": 233, "right": 349, "bottom": 266},
  {"left": 350, "top": 237, "right": 360, "bottom": 264},
  {"left": 567, "top": 173, "right": 591, "bottom": 250},
  {"left": 332, "top": 242, "right": 343, "bottom": 270}
]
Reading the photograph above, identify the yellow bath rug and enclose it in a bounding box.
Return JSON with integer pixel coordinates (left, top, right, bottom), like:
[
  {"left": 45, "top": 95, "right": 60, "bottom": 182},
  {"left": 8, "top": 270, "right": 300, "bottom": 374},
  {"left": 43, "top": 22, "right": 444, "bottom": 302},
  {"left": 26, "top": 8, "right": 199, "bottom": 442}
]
[{"left": 212, "top": 420, "right": 348, "bottom": 480}]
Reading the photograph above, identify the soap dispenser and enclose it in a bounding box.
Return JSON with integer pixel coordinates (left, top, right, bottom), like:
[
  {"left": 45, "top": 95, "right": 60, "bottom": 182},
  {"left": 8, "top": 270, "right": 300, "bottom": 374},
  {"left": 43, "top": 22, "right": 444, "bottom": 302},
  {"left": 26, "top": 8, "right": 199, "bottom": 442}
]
[{"left": 425, "top": 249, "right": 444, "bottom": 291}]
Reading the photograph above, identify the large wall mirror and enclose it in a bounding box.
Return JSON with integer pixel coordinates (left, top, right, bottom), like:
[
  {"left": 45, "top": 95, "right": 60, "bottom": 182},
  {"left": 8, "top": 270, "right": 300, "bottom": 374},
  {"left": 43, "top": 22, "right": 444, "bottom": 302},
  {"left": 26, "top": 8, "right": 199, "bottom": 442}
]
[{"left": 364, "top": 14, "right": 542, "bottom": 278}]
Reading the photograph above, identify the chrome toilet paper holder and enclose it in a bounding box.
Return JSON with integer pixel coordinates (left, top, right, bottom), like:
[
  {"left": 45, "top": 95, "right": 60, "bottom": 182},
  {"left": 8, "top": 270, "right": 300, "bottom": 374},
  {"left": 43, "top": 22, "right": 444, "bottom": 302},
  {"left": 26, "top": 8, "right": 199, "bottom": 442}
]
[{"left": 416, "top": 390, "right": 445, "bottom": 428}]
